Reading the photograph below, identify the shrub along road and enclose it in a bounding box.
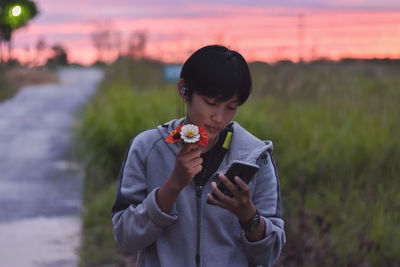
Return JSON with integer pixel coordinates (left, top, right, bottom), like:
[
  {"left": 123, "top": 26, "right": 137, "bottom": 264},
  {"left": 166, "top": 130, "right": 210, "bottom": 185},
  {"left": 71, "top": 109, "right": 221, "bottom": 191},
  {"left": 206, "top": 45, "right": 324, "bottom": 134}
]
[{"left": 0, "top": 68, "right": 103, "bottom": 266}]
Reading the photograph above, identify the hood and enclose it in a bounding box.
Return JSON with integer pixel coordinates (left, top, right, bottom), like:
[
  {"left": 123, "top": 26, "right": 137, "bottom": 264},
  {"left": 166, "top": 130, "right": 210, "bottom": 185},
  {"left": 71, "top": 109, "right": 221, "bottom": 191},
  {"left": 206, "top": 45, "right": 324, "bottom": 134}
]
[
  {"left": 226, "top": 122, "right": 273, "bottom": 165},
  {"left": 157, "top": 117, "right": 186, "bottom": 155}
]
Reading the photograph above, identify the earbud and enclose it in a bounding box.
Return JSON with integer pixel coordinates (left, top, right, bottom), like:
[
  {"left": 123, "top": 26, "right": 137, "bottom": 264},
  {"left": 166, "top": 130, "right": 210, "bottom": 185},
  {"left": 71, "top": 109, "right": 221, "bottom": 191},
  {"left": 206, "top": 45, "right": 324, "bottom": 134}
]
[{"left": 180, "top": 87, "right": 188, "bottom": 96}]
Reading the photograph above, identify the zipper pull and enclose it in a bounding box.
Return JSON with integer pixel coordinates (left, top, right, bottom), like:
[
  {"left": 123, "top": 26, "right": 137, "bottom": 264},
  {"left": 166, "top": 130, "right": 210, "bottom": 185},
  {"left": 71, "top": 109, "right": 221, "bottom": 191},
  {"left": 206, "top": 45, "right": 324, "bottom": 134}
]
[{"left": 196, "top": 185, "right": 203, "bottom": 197}]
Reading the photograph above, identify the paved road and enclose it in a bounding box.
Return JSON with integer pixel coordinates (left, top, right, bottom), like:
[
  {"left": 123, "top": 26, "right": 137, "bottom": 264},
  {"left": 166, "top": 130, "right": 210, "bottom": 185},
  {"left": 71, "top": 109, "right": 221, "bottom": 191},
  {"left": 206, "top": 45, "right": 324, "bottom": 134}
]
[{"left": 0, "top": 68, "right": 103, "bottom": 267}]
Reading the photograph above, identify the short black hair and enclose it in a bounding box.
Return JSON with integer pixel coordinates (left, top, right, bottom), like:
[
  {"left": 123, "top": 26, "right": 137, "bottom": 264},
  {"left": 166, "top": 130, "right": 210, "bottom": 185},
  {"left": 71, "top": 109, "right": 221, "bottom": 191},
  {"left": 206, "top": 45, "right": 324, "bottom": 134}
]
[{"left": 180, "top": 45, "right": 252, "bottom": 105}]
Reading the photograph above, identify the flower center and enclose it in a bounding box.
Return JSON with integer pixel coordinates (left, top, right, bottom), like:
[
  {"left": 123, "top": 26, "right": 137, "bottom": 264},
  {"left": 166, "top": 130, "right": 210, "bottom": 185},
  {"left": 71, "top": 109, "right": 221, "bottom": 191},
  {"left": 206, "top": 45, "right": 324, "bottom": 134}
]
[{"left": 186, "top": 131, "right": 194, "bottom": 138}]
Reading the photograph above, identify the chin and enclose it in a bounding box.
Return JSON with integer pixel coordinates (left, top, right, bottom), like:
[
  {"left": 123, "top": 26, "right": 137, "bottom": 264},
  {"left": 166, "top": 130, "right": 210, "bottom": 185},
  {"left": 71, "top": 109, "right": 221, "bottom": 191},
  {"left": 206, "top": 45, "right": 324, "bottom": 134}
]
[{"left": 207, "top": 132, "right": 219, "bottom": 140}]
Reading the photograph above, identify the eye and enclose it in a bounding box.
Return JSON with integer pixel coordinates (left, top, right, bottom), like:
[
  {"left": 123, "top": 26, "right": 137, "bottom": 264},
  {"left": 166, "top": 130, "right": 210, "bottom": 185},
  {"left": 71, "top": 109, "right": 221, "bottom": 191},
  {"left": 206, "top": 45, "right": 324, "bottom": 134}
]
[
  {"left": 204, "top": 99, "right": 216, "bottom": 106},
  {"left": 227, "top": 106, "right": 237, "bottom": 111}
]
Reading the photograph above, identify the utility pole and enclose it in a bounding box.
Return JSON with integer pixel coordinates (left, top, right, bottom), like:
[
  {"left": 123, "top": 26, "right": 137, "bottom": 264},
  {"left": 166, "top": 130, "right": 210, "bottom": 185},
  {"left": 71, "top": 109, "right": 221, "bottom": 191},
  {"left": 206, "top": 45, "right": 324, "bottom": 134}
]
[{"left": 297, "top": 13, "right": 305, "bottom": 62}]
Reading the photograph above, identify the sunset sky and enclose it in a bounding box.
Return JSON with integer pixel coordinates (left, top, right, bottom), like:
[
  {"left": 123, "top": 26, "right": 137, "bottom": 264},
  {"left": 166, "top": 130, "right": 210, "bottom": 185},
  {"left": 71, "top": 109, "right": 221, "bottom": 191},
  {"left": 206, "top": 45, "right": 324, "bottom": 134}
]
[{"left": 10, "top": 0, "right": 400, "bottom": 65}]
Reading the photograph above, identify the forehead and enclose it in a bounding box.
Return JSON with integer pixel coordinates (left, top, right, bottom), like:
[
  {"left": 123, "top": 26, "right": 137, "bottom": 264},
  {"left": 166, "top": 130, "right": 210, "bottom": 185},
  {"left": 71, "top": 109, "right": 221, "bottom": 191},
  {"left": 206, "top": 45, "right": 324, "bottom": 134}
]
[{"left": 200, "top": 94, "right": 240, "bottom": 104}]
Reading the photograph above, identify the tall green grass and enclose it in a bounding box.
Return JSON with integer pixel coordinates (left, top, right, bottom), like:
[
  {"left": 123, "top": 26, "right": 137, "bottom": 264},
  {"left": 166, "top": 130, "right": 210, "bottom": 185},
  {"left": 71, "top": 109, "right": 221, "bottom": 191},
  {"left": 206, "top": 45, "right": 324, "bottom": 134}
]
[
  {"left": 74, "top": 58, "right": 178, "bottom": 266},
  {"left": 0, "top": 66, "right": 18, "bottom": 102},
  {"left": 245, "top": 60, "right": 400, "bottom": 266},
  {"left": 75, "top": 58, "right": 400, "bottom": 266}
]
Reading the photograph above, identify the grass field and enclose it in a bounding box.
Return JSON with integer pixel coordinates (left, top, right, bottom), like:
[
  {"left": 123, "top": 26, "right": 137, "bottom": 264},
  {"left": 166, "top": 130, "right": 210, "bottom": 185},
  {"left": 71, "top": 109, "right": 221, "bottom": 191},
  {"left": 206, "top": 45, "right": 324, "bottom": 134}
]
[{"left": 74, "top": 57, "right": 400, "bottom": 267}]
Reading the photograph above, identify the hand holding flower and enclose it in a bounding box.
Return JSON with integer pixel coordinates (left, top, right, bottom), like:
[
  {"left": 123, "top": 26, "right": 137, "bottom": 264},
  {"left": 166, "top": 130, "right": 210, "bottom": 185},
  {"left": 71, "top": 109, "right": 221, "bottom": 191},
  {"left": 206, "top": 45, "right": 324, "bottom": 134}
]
[
  {"left": 170, "top": 143, "right": 203, "bottom": 188},
  {"left": 156, "top": 142, "right": 202, "bottom": 213},
  {"left": 158, "top": 124, "right": 207, "bottom": 210},
  {"left": 164, "top": 124, "right": 210, "bottom": 187}
]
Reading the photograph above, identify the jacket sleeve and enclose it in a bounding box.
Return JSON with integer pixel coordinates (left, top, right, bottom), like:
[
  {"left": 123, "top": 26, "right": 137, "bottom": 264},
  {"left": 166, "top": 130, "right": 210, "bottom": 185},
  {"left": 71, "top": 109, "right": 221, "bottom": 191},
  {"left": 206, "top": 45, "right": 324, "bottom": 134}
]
[
  {"left": 241, "top": 151, "right": 286, "bottom": 266},
  {"left": 111, "top": 134, "right": 178, "bottom": 251}
]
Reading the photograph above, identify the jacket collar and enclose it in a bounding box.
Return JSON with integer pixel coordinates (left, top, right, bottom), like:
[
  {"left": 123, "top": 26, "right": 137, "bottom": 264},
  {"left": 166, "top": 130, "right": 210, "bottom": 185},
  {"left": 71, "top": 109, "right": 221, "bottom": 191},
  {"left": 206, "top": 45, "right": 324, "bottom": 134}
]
[
  {"left": 225, "top": 122, "right": 273, "bottom": 165},
  {"left": 157, "top": 119, "right": 273, "bottom": 164}
]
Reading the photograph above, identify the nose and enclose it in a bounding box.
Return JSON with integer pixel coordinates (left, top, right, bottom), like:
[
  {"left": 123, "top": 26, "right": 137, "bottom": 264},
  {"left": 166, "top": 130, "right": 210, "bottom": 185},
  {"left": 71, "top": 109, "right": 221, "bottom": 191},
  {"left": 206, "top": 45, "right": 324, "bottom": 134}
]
[{"left": 211, "top": 108, "right": 223, "bottom": 123}]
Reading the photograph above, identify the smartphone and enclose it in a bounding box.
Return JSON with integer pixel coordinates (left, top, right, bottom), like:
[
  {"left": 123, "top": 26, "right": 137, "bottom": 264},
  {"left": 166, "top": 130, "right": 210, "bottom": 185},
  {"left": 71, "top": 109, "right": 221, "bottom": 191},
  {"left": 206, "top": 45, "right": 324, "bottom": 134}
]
[{"left": 207, "top": 160, "right": 259, "bottom": 204}]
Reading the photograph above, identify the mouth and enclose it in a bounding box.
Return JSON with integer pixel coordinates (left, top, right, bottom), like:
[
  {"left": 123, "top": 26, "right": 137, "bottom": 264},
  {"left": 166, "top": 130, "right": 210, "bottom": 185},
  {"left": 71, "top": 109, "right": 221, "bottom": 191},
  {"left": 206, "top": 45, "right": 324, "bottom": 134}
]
[{"left": 205, "top": 125, "right": 221, "bottom": 134}]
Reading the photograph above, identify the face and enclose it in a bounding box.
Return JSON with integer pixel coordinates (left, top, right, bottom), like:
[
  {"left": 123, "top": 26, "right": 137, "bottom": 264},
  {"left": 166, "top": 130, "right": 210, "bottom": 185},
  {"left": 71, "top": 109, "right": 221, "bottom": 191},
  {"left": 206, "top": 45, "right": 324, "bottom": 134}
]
[{"left": 184, "top": 92, "right": 239, "bottom": 141}]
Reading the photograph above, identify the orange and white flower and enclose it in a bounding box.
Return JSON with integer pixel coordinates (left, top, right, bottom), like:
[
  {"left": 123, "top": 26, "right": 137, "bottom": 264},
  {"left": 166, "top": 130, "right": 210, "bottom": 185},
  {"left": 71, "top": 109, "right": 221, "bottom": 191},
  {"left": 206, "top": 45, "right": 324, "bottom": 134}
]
[
  {"left": 165, "top": 124, "right": 209, "bottom": 147},
  {"left": 180, "top": 124, "right": 200, "bottom": 143},
  {"left": 198, "top": 127, "right": 209, "bottom": 147},
  {"left": 165, "top": 125, "right": 183, "bottom": 144}
]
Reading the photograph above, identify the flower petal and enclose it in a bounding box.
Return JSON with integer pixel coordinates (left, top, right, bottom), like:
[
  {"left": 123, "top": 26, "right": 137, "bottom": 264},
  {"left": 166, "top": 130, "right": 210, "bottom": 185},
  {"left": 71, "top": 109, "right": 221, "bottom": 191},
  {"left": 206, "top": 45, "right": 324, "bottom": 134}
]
[{"left": 180, "top": 124, "right": 200, "bottom": 143}]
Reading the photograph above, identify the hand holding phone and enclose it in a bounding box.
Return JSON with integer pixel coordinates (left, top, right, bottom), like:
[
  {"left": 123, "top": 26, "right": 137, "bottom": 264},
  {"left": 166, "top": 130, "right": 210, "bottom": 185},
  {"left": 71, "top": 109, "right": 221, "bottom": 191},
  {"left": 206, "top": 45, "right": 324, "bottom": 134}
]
[{"left": 207, "top": 160, "right": 259, "bottom": 204}]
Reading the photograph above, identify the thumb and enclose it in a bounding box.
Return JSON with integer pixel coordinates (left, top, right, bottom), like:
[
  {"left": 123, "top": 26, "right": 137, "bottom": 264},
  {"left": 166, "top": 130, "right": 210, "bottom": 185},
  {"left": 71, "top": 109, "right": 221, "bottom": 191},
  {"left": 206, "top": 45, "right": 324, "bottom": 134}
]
[{"left": 181, "top": 143, "right": 200, "bottom": 154}]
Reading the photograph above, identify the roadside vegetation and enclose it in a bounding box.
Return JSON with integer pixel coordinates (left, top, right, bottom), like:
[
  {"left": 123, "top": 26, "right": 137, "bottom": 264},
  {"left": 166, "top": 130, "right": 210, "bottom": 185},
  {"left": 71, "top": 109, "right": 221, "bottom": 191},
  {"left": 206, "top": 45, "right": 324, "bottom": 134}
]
[
  {"left": 0, "top": 65, "right": 18, "bottom": 101},
  {"left": 74, "top": 57, "right": 400, "bottom": 267},
  {"left": 0, "top": 65, "right": 59, "bottom": 102}
]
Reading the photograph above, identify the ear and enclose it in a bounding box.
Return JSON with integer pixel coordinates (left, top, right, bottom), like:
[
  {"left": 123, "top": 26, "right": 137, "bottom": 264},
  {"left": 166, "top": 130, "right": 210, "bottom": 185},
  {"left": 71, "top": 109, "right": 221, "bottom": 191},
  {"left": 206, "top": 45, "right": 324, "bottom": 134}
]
[{"left": 177, "top": 79, "right": 187, "bottom": 102}]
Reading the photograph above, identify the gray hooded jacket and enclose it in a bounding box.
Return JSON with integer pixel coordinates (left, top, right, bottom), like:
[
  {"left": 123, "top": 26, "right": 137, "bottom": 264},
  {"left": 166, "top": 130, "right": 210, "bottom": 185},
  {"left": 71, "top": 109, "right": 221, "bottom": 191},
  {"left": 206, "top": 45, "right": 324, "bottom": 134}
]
[{"left": 112, "top": 118, "right": 285, "bottom": 267}]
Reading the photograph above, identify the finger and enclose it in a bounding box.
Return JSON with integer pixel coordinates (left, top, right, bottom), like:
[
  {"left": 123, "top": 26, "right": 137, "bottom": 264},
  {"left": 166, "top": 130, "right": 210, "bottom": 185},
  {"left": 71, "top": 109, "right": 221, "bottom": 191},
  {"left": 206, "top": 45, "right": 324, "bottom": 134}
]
[
  {"left": 206, "top": 193, "right": 217, "bottom": 204},
  {"left": 234, "top": 176, "right": 249, "bottom": 193},
  {"left": 188, "top": 157, "right": 203, "bottom": 171},
  {"left": 188, "top": 145, "right": 202, "bottom": 156},
  {"left": 207, "top": 193, "right": 225, "bottom": 207},
  {"left": 192, "top": 165, "right": 203, "bottom": 176},
  {"left": 180, "top": 143, "right": 195, "bottom": 153},
  {"left": 186, "top": 143, "right": 201, "bottom": 151},
  {"left": 181, "top": 144, "right": 201, "bottom": 157},
  {"left": 184, "top": 150, "right": 202, "bottom": 163},
  {"left": 218, "top": 173, "right": 240, "bottom": 197},
  {"left": 211, "top": 181, "right": 232, "bottom": 203},
  {"left": 190, "top": 157, "right": 203, "bottom": 167}
]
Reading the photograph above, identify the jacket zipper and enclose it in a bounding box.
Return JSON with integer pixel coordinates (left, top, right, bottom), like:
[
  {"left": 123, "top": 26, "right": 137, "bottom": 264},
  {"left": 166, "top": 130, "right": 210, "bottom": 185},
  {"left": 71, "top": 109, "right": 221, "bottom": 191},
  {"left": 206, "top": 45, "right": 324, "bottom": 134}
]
[{"left": 195, "top": 185, "right": 203, "bottom": 266}]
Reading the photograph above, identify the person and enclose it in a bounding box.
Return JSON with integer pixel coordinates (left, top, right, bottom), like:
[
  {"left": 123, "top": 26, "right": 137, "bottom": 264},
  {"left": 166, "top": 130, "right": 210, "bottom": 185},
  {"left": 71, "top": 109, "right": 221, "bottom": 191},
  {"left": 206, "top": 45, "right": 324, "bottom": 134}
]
[{"left": 111, "top": 45, "right": 285, "bottom": 267}]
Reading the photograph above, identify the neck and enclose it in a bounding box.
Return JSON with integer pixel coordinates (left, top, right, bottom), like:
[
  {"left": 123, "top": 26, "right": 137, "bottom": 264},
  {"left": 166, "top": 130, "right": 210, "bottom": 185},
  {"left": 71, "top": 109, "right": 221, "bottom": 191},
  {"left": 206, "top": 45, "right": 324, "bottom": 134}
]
[{"left": 201, "top": 133, "right": 219, "bottom": 153}]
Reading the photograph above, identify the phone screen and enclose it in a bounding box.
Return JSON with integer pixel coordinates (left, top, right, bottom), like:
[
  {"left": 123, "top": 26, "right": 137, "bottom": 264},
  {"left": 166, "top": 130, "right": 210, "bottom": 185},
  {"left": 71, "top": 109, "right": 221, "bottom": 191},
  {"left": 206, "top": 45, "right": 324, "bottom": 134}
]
[{"left": 225, "top": 162, "right": 259, "bottom": 184}]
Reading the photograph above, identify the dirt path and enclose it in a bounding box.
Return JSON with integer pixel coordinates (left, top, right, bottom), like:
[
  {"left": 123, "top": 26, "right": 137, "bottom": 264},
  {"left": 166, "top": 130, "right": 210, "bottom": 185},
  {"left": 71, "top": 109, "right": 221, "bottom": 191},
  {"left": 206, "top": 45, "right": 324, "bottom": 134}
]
[{"left": 0, "top": 68, "right": 103, "bottom": 267}]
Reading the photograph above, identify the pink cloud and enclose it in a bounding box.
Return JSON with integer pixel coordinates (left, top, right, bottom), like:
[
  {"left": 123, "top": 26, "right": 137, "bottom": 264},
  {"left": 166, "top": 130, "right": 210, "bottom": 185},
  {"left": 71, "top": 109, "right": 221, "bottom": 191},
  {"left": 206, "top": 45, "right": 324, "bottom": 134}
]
[{"left": 11, "top": 3, "right": 400, "bottom": 64}]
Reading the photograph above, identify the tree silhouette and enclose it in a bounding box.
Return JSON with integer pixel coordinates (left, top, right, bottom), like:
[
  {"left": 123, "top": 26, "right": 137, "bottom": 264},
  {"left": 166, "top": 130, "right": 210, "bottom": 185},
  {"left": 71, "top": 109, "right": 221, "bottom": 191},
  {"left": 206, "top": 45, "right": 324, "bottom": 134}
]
[
  {"left": 127, "top": 30, "right": 147, "bottom": 59},
  {"left": 46, "top": 44, "right": 68, "bottom": 66},
  {"left": 0, "top": 0, "right": 38, "bottom": 63}
]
